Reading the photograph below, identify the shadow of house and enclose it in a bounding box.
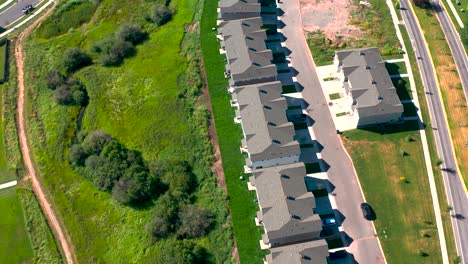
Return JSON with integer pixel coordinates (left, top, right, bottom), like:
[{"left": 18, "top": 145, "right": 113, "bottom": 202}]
[{"left": 356, "top": 119, "right": 424, "bottom": 135}]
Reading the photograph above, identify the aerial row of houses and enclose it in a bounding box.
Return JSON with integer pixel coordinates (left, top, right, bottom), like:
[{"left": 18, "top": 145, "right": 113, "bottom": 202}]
[{"left": 218, "top": 1, "right": 331, "bottom": 263}]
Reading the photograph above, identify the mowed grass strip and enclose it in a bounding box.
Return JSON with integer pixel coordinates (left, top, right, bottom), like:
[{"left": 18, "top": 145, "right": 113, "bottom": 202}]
[
  {"left": 342, "top": 124, "right": 442, "bottom": 263},
  {"left": 410, "top": 4, "right": 468, "bottom": 183},
  {"left": 0, "top": 187, "right": 34, "bottom": 264},
  {"left": 200, "top": 0, "right": 265, "bottom": 263}
]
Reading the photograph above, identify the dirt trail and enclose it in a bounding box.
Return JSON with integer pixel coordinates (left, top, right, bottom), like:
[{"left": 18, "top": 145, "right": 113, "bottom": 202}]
[{"left": 14, "top": 2, "right": 75, "bottom": 264}]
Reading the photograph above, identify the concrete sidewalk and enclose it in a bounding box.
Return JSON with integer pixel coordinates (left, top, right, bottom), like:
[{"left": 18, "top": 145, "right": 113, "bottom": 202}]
[{"left": 0, "top": 180, "right": 17, "bottom": 190}]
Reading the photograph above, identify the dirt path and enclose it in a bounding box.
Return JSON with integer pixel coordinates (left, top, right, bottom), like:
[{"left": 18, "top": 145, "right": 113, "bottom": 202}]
[{"left": 14, "top": 2, "right": 75, "bottom": 264}]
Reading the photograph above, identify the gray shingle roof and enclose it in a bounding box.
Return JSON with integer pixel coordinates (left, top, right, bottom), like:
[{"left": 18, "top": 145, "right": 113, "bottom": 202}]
[
  {"left": 336, "top": 48, "right": 403, "bottom": 118},
  {"left": 218, "top": 0, "right": 261, "bottom": 20},
  {"left": 219, "top": 18, "right": 277, "bottom": 86},
  {"left": 251, "top": 163, "right": 322, "bottom": 246},
  {"left": 265, "top": 239, "right": 329, "bottom": 264},
  {"left": 235, "top": 81, "right": 300, "bottom": 162}
]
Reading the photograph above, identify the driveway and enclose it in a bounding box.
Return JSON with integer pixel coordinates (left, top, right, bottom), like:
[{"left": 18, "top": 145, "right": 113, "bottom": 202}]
[
  {"left": 277, "top": 0, "right": 386, "bottom": 263},
  {"left": 0, "top": 0, "right": 42, "bottom": 28}
]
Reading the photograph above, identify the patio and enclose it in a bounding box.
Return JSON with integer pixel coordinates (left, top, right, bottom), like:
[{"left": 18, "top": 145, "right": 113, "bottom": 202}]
[{"left": 315, "top": 65, "right": 358, "bottom": 131}]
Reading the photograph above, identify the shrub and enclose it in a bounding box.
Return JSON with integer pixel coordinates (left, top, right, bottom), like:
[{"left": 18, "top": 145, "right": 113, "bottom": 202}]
[
  {"left": 81, "top": 130, "right": 112, "bottom": 155},
  {"left": 177, "top": 204, "right": 213, "bottom": 238},
  {"left": 62, "top": 48, "right": 91, "bottom": 73},
  {"left": 413, "top": 0, "right": 430, "bottom": 8},
  {"left": 54, "top": 85, "right": 75, "bottom": 105},
  {"left": 69, "top": 144, "right": 86, "bottom": 166},
  {"left": 93, "top": 37, "right": 134, "bottom": 66},
  {"left": 46, "top": 70, "right": 65, "bottom": 89},
  {"left": 116, "top": 24, "right": 146, "bottom": 45},
  {"left": 146, "top": 194, "right": 179, "bottom": 241},
  {"left": 150, "top": 5, "right": 173, "bottom": 26},
  {"left": 154, "top": 239, "right": 206, "bottom": 264}
]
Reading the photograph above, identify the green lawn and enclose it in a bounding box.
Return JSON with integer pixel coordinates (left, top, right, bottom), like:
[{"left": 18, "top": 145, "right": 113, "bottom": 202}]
[
  {"left": 200, "top": 0, "right": 265, "bottom": 263},
  {"left": 20, "top": 0, "right": 232, "bottom": 262},
  {"left": 329, "top": 93, "right": 341, "bottom": 100},
  {"left": 392, "top": 76, "right": 412, "bottom": 101},
  {"left": 307, "top": 0, "right": 402, "bottom": 65},
  {"left": 0, "top": 43, "right": 6, "bottom": 84},
  {"left": 0, "top": 187, "right": 33, "bottom": 264},
  {"left": 385, "top": 61, "right": 407, "bottom": 75},
  {"left": 342, "top": 123, "right": 442, "bottom": 263}
]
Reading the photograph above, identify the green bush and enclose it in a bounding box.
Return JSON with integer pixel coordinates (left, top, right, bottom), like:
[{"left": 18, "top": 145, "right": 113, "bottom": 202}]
[
  {"left": 150, "top": 5, "right": 173, "bottom": 26},
  {"left": 62, "top": 48, "right": 92, "bottom": 73},
  {"left": 70, "top": 130, "right": 159, "bottom": 205},
  {"left": 116, "top": 24, "right": 146, "bottom": 45}
]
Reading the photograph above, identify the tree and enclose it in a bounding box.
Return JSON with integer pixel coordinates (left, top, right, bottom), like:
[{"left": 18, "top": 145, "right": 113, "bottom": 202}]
[
  {"left": 62, "top": 48, "right": 91, "bottom": 73},
  {"left": 146, "top": 193, "right": 179, "bottom": 241},
  {"left": 69, "top": 144, "right": 86, "bottom": 166},
  {"left": 112, "top": 165, "right": 152, "bottom": 205},
  {"left": 150, "top": 5, "right": 173, "bottom": 26},
  {"left": 177, "top": 204, "right": 213, "bottom": 238},
  {"left": 394, "top": 0, "right": 400, "bottom": 9},
  {"left": 81, "top": 130, "right": 112, "bottom": 155},
  {"left": 116, "top": 24, "right": 146, "bottom": 45},
  {"left": 54, "top": 85, "right": 74, "bottom": 105},
  {"left": 154, "top": 239, "right": 206, "bottom": 264},
  {"left": 46, "top": 70, "right": 65, "bottom": 89}
]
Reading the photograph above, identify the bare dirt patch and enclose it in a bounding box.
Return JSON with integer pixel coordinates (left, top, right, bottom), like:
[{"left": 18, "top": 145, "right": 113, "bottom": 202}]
[{"left": 299, "top": 0, "right": 362, "bottom": 41}]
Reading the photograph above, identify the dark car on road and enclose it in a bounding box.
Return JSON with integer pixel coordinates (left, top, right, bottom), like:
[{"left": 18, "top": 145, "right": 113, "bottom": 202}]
[{"left": 360, "top": 202, "right": 374, "bottom": 220}]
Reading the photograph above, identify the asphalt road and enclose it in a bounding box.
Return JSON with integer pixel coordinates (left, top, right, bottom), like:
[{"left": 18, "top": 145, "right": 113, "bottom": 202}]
[
  {"left": 400, "top": 1, "right": 468, "bottom": 262},
  {"left": 0, "top": 0, "right": 42, "bottom": 28},
  {"left": 431, "top": 0, "right": 468, "bottom": 99},
  {"left": 277, "top": 0, "right": 386, "bottom": 263}
]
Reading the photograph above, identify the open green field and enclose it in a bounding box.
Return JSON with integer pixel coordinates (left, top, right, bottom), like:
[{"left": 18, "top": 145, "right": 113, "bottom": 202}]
[
  {"left": 20, "top": 0, "right": 232, "bottom": 262},
  {"left": 0, "top": 187, "right": 33, "bottom": 264},
  {"left": 342, "top": 122, "right": 442, "bottom": 263},
  {"left": 307, "top": 0, "right": 402, "bottom": 65},
  {"left": 200, "top": 0, "right": 265, "bottom": 263}
]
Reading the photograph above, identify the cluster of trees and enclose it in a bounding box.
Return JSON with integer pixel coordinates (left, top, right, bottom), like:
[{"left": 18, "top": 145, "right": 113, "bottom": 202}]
[
  {"left": 91, "top": 24, "right": 146, "bottom": 66},
  {"left": 69, "top": 130, "right": 158, "bottom": 205},
  {"left": 46, "top": 70, "right": 88, "bottom": 106},
  {"left": 148, "top": 4, "right": 173, "bottom": 26},
  {"left": 145, "top": 160, "right": 214, "bottom": 241}
]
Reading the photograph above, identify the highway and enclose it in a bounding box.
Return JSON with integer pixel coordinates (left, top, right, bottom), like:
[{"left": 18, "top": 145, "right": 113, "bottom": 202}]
[
  {"left": 431, "top": 0, "right": 468, "bottom": 99},
  {"left": 0, "top": 0, "right": 41, "bottom": 28},
  {"left": 400, "top": 0, "right": 468, "bottom": 262}
]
